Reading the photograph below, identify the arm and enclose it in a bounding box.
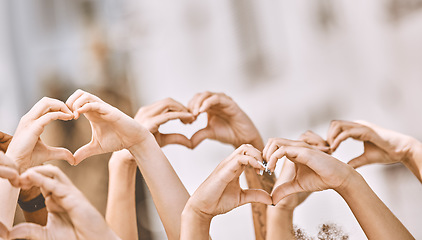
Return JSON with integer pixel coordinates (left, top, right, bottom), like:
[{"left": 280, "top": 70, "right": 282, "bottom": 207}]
[
  {"left": 181, "top": 144, "right": 272, "bottom": 239},
  {"left": 327, "top": 120, "right": 422, "bottom": 182},
  {"left": 66, "top": 90, "right": 191, "bottom": 240},
  {"left": 265, "top": 139, "right": 414, "bottom": 240},
  {"left": 106, "top": 150, "right": 138, "bottom": 240},
  {"left": 188, "top": 92, "right": 276, "bottom": 239}
]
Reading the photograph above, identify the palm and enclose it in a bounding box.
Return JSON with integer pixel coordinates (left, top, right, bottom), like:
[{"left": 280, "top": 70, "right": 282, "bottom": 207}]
[
  {"left": 361, "top": 141, "right": 392, "bottom": 165},
  {"left": 206, "top": 180, "right": 243, "bottom": 216},
  {"left": 45, "top": 213, "right": 78, "bottom": 240}
]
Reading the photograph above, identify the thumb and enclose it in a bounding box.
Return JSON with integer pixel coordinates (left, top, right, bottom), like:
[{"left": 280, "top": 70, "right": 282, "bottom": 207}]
[
  {"left": 347, "top": 154, "right": 368, "bottom": 169},
  {"left": 240, "top": 189, "right": 272, "bottom": 206},
  {"left": 46, "top": 146, "right": 75, "bottom": 165},
  {"left": 271, "top": 181, "right": 303, "bottom": 205},
  {"left": 9, "top": 222, "right": 46, "bottom": 240},
  {"left": 191, "top": 127, "right": 215, "bottom": 149},
  {"left": 161, "top": 133, "right": 193, "bottom": 149},
  {"left": 74, "top": 141, "right": 101, "bottom": 165}
]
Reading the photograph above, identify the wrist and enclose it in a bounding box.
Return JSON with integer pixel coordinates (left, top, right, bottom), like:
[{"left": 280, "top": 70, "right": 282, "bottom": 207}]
[
  {"left": 334, "top": 170, "right": 365, "bottom": 197},
  {"left": 19, "top": 186, "right": 41, "bottom": 202},
  {"left": 181, "top": 203, "right": 212, "bottom": 239},
  {"left": 402, "top": 137, "right": 422, "bottom": 164}
]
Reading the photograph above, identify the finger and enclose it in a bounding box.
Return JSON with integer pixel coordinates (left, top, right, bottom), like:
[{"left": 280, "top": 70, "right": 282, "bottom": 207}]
[
  {"left": 153, "top": 98, "right": 190, "bottom": 115},
  {"left": 26, "top": 165, "right": 71, "bottom": 185},
  {"left": 20, "top": 170, "right": 57, "bottom": 195},
  {"left": 74, "top": 102, "right": 107, "bottom": 119},
  {"left": 71, "top": 93, "right": 94, "bottom": 118},
  {"left": 0, "top": 166, "right": 19, "bottom": 186},
  {"left": 153, "top": 112, "right": 195, "bottom": 126},
  {"left": 300, "top": 131, "right": 330, "bottom": 152},
  {"left": 66, "top": 89, "right": 86, "bottom": 111},
  {"left": 327, "top": 120, "right": 345, "bottom": 146},
  {"left": 191, "top": 127, "right": 215, "bottom": 148},
  {"left": 330, "top": 128, "right": 365, "bottom": 151},
  {"left": 188, "top": 92, "right": 213, "bottom": 116},
  {"left": 9, "top": 222, "right": 46, "bottom": 240},
  {"left": 161, "top": 133, "right": 192, "bottom": 149},
  {"left": 347, "top": 154, "right": 369, "bottom": 169},
  {"left": 240, "top": 189, "right": 272, "bottom": 206},
  {"left": 73, "top": 141, "right": 102, "bottom": 165},
  {"left": 263, "top": 140, "right": 278, "bottom": 163},
  {"left": 198, "top": 94, "right": 220, "bottom": 113},
  {"left": 267, "top": 147, "right": 287, "bottom": 172},
  {"left": 28, "top": 97, "right": 73, "bottom": 120},
  {"left": 35, "top": 112, "right": 73, "bottom": 128},
  {"left": 45, "top": 146, "right": 75, "bottom": 165},
  {"left": 271, "top": 181, "right": 303, "bottom": 205},
  {"left": 0, "top": 151, "right": 18, "bottom": 170}
]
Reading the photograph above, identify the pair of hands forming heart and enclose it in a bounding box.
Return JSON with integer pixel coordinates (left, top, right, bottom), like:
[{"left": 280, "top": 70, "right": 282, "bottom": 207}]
[
  {"left": 5, "top": 90, "right": 152, "bottom": 172},
  {"left": 183, "top": 135, "right": 356, "bottom": 224},
  {"left": 0, "top": 153, "right": 118, "bottom": 240},
  {"left": 136, "top": 92, "right": 265, "bottom": 150}
]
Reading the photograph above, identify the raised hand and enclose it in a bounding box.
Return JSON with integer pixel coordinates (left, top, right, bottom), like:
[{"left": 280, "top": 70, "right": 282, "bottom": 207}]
[
  {"left": 10, "top": 165, "right": 119, "bottom": 240},
  {"left": 6, "top": 97, "right": 75, "bottom": 172},
  {"left": 327, "top": 120, "right": 420, "bottom": 168},
  {"left": 262, "top": 138, "right": 354, "bottom": 204},
  {"left": 181, "top": 144, "right": 271, "bottom": 240},
  {"left": 134, "top": 98, "right": 195, "bottom": 148},
  {"left": 188, "top": 92, "right": 264, "bottom": 149},
  {"left": 66, "top": 89, "right": 150, "bottom": 164}
]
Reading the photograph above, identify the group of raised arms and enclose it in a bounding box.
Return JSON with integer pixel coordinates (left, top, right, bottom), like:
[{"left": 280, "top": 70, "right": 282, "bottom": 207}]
[{"left": 0, "top": 89, "right": 419, "bottom": 240}]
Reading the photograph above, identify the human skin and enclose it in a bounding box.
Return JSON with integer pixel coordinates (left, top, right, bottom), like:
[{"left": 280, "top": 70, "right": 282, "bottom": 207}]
[
  {"left": 187, "top": 92, "right": 275, "bottom": 239},
  {"left": 180, "top": 144, "right": 272, "bottom": 240},
  {"left": 1, "top": 97, "right": 75, "bottom": 228},
  {"left": 66, "top": 90, "right": 190, "bottom": 240},
  {"left": 327, "top": 120, "right": 422, "bottom": 182},
  {"left": 264, "top": 139, "right": 414, "bottom": 240},
  {"left": 9, "top": 165, "right": 120, "bottom": 240},
  {"left": 105, "top": 150, "right": 138, "bottom": 240}
]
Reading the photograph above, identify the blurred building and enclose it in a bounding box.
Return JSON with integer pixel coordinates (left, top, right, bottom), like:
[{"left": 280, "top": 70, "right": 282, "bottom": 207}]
[{"left": 1, "top": 0, "right": 422, "bottom": 239}]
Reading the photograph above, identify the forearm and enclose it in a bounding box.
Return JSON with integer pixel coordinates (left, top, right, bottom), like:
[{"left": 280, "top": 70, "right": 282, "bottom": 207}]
[
  {"left": 180, "top": 206, "right": 211, "bottom": 240},
  {"left": 266, "top": 207, "right": 295, "bottom": 240},
  {"left": 129, "top": 134, "right": 190, "bottom": 240},
  {"left": 0, "top": 179, "right": 19, "bottom": 228},
  {"left": 337, "top": 173, "right": 414, "bottom": 239},
  {"left": 19, "top": 187, "right": 47, "bottom": 225},
  {"left": 402, "top": 138, "right": 422, "bottom": 182},
  {"left": 106, "top": 153, "right": 138, "bottom": 240}
]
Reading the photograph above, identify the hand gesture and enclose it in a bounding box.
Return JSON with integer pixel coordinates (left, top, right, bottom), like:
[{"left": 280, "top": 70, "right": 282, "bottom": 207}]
[
  {"left": 263, "top": 138, "right": 355, "bottom": 205},
  {"left": 6, "top": 97, "right": 75, "bottom": 172},
  {"left": 188, "top": 92, "right": 263, "bottom": 149},
  {"left": 186, "top": 144, "right": 272, "bottom": 219},
  {"left": 135, "top": 98, "right": 195, "bottom": 148},
  {"left": 66, "top": 90, "right": 150, "bottom": 164},
  {"left": 10, "top": 165, "right": 119, "bottom": 240},
  {"left": 327, "top": 120, "right": 418, "bottom": 168}
]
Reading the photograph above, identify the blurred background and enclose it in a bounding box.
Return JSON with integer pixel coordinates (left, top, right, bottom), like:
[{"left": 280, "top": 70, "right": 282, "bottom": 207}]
[{"left": 1, "top": 0, "right": 422, "bottom": 239}]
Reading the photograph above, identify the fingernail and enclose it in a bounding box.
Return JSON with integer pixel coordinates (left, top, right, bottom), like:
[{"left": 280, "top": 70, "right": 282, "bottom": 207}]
[{"left": 259, "top": 169, "right": 264, "bottom": 175}]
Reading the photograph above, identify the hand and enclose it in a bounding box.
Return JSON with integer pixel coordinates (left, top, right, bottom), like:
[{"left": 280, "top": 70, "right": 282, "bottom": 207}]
[
  {"left": 299, "top": 130, "right": 331, "bottom": 154},
  {"left": 188, "top": 92, "right": 264, "bottom": 149},
  {"left": 6, "top": 97, "right": 75, "bottom": 172},
  {"left": 134, "top": 98, "right": 195, "bottom": 148},
  {"left": 272, "top": 159, "right": 310, "bottom": 210},
  {"left": 10, "top": 165, "right": 119, "bottom": 240},
  {"left": 327, "top": 120, "right": 418, "bottom": 168},
  {"left": 0, "top": 151, "right": 20, "bottom": 188},
  {"left": 0, "top": 132, "right": 12, "bottom": 152},
  {"left": 185, "top": 144, "right": 272, "bottom": 220},
  {"left": 263, "top": 138, "right": 355, "bottom": 205},
  {"left": 66, "top": 89, "right": 151, "bottom": 164}
]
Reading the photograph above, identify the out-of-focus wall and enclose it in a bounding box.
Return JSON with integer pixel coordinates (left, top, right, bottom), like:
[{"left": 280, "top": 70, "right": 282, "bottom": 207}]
[{"left": 1, "top": 0, "right": 422, "bottom": 239}]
